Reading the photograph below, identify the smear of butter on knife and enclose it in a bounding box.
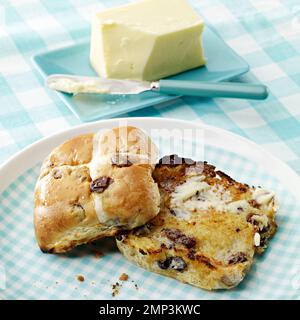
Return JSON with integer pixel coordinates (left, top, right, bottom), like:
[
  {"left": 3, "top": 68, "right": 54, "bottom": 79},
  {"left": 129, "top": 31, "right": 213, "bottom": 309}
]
[{"left": 48, "top": 78, "right": 109, "bottom": 95}]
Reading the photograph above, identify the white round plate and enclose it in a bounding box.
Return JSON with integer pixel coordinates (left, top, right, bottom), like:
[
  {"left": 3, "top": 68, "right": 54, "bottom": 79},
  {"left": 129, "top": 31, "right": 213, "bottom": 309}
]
[{"left": 1, "top": 117, "right": 300, "bottom": 300}]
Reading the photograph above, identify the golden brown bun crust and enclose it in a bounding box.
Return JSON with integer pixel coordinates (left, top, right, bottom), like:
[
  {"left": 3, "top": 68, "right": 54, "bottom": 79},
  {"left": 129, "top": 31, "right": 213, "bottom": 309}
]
[
  {"left": 99, "top": 164, "right": 161, "bottom": 226},
  {"left": 117, "top": 155, "right": 277, "bottom": 290},
  {"left": 42, "top": 133, "right": 94, "bottom": 168},
  {"left": 34, "top": 128, "right": 160, "bottom": 253}
]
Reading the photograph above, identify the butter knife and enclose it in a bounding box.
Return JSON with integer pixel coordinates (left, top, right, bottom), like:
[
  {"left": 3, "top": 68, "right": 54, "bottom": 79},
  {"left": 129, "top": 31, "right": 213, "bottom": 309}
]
[{"left": 46, "top": 74, "right": 268, "bottom": 100}]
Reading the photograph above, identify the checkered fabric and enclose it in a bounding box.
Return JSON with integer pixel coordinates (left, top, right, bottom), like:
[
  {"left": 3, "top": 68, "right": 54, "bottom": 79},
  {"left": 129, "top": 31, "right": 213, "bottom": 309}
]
[
  {"left": 1, "top": 143, "right": 300, "bottom": 300},
  {"left": 1, "top": 0, "right": 300, "bottom": 299},
  {"left": 1, "top": 0, "right": 300, "bottom": 172}
]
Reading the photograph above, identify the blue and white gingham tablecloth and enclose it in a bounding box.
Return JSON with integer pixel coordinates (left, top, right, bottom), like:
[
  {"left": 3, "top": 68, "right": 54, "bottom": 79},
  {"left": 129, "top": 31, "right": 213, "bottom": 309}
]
[{"left": 1, "top": 0, "right": 300, "bottom": 172}]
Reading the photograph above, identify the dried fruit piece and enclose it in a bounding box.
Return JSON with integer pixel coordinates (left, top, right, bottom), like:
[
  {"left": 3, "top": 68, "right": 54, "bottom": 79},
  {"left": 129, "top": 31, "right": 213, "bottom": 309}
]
[
  {"left": 90, "top": 177, "right": 113, "bottom": 193},
  {"left": 164, "top": 228, "right": 196, "bottom": 249},
  {"left": 157, "top": 256, "right": 187, "bottom": 271},
  {"left": 248, "top": 199, "right": 260, "bottom": 209},
  {"left": 139, "top": 249, "right": 147, "bottom": 255},
  {"left": 228, "top": 252, "right": 247, "bottom": 265}
]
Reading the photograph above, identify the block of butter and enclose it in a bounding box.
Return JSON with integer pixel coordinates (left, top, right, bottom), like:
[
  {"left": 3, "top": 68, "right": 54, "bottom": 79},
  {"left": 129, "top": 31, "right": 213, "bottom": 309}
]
[{"left": 90, "top": 0, "right": 205, "bottom": 81}]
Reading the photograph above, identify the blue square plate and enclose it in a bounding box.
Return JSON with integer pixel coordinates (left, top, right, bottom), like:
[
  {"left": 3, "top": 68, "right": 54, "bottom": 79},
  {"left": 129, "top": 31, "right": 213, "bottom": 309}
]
[{"left": 32, "top": 26, "right": 249, "bottom": 122}]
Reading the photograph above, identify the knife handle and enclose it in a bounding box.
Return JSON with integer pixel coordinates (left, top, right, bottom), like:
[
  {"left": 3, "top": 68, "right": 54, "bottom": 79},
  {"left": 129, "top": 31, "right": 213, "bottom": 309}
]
[{"left": 155, "top": 80, "right": 268, "bottom": 100}]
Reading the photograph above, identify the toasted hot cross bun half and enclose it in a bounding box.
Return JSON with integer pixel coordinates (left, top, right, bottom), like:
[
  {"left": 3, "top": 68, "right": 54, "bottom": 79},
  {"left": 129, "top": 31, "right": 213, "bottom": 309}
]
[
  {"left": 116, "top": 155, "right": 278, "bottom": 290},
  {"left": 34, "top": 126, "right": 160, "bottom": 253}
]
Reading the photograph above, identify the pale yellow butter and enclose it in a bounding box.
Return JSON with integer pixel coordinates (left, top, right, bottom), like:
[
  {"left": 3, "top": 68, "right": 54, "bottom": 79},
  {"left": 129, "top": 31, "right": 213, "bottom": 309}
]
[{"left": 90, "top": 0, "right": 205, "bottom": 81}]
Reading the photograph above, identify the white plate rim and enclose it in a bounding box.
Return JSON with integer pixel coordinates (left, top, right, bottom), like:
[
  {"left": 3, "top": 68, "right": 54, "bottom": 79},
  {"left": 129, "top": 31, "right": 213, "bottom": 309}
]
[{"left": 0, "top": 117, "right": 299, "bottom": 199}]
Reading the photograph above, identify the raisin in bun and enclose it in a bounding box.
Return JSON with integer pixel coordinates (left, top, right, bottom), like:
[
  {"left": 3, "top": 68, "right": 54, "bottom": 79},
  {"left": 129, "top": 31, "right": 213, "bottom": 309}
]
[{"left": 34, "top": 126, "right": 160, "bottom": 253}]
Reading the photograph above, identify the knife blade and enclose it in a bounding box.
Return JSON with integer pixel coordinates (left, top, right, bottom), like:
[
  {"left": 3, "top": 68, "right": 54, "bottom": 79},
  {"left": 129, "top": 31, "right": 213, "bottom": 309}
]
[{"left": 46, "top": 74, "right": 153, "bottom": 95}]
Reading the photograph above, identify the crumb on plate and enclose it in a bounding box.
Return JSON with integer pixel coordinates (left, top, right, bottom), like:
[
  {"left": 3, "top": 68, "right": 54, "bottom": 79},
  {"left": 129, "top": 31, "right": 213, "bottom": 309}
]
[
  {"left": 112, "top": 282, "right": 121, "bottom": 297},
  {"left": 76, "top": 275, "right": 85, "bottom": 282},
  {"left": 119, "top": 273, "right": 129, "bottom": 281}
]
